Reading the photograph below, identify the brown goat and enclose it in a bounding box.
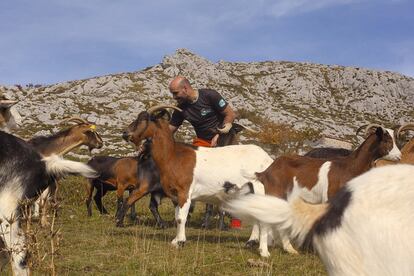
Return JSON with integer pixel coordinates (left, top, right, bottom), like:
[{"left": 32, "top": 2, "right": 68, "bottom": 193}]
[{"left": 29, "top": 117, "right": 103, "bottom": 226}]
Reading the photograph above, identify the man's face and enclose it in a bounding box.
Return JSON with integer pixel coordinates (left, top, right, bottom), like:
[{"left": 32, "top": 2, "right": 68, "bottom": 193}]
[{"left": 169, "top": 85, "right": 188, "bottom": 104}]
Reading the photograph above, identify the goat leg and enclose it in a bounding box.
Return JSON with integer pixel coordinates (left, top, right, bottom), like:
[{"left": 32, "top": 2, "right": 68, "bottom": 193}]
[
  {"left": 127, "top": 190, "right": 138, "bottom": 221},
  {"left": 149, "top": 192, "right": 167, "bottom": 228},
  {"left": 116, "top": 183, "right": 149, "bottom": 227},
  {"left": 218, "top": 211, "right": 228, "bottom": 231},
  {"left": 201, "top": 203, "right": 214, "bottom": 229}
]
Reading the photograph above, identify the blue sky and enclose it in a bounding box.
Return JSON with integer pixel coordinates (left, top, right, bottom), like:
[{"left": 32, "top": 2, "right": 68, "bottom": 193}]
[{"left": 0, "top": 0, "right": 413, "bottom": 85}]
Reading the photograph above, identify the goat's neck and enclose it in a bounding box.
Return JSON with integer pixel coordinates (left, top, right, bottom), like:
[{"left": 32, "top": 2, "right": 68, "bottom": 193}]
[
  {"left": 41, "top": 136, "right": 84, "bottom": 156},
  {"left": 348, "top": 135, "right": 382, "bottom": 172},
  {"left": 150, "top": 122, "right": 176, "bottom": 170},
  {"left": 401, "top": 139, "right": 414, "bottom": 155}
]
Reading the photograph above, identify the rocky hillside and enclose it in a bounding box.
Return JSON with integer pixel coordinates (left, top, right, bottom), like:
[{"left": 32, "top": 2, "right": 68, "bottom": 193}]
[{"left": 1, "top": 49, "right": 413, "bottom": 158}]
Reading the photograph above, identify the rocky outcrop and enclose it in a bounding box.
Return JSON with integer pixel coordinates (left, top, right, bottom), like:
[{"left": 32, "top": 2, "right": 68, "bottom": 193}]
[{"left": 1, "top": 48, "right": 413, "bottom": 158}]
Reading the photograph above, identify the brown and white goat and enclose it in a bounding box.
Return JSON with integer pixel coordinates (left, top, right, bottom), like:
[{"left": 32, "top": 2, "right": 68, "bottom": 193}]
[
  {"left": 122, "top": 105, "right": 274, "bottom": 257},
  {"left": 28, "top": 117, "right": 103, "bottom": 226},
  {"left": 251, "top": 124, "right": 401, "bottom": 255},
  {"left": 375, "top": 123, "right": 414, "bottom": 167}
]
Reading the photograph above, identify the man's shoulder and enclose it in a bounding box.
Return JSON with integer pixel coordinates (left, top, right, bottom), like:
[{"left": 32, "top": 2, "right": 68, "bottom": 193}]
[
  {"left": 198, "top": 88, "right": 222, "bottom": 100},
  {"left": 199, "top": 88, "right": 219, "bottom": 94}
]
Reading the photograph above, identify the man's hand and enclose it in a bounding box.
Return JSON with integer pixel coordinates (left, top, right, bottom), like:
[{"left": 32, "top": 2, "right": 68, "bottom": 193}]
[
  {"left": 211, "top": 134, "right": 219, "bottom": 147},
  {"left": 217, "top": 122, "right": 232, "bottom": 134}
]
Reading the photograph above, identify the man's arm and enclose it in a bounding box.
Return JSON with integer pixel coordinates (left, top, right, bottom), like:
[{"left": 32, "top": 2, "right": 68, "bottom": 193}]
[
  {"left": 211, "top": 105, "right": 236, "bottom": 147},
  {"left": 220, "top": 105, "right": 236, "bottom": 125}
]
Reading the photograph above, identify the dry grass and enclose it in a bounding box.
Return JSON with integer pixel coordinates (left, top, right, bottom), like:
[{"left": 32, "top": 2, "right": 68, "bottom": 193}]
[{"left": 1, "top": 176, "right": 326, "bottom": 275}]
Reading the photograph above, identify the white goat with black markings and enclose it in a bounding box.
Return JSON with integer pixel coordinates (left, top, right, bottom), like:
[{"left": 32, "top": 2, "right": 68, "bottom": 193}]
[
  {"left": 122, "top": 105, "right": 274, "bottom": 257},
  {"left": 225, "top": 164, "right": 414, "bottom": 276},
  {"left": 0, "top": 98, "right": 97, "bottom": 276}
]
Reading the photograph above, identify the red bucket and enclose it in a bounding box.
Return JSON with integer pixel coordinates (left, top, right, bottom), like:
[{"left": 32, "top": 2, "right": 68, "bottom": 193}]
[{"left": 230, "top": 218, "right": 242, "bottom": 229}]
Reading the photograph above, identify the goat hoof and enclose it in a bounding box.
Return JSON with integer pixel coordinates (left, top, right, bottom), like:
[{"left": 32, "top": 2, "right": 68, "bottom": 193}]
[
  {"left": 259, "top": 250, "right": 270, "bottom": 258},
  {"left": 245, "top": 240, "right": 259, "bottom": 248},
  {"left": 201, "top": 222, "right": 209, "bottom": 229},
  {"left": 116, "top": 221, "right": 124, "bottom": 227},
  {"left": 171, "top": 239, "right": 186, "bottom": 248},
  {"left": 285, "top": 247, "right": 299, "bottom": 255},
  {"left": 157, "top": 222, "right": 168, "bottom": 229}
]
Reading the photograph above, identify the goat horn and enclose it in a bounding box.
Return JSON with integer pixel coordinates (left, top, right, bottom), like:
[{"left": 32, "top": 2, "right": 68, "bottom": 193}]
[
  {"left": 147, "top": 105, "right": 183, "bottom": 115},
  {"left": 61, "top": 117, "right": 89, "bottom": 125},
  {"left": 355, "top": 124, "right": 368, "bottom": 137},
  {"left": 397, "top": 123, "right": 414, "bottom": 139},
  {"left": 356, "top": 123, "right": 383, "bottom": 137},
  {"left": 235, "top": 123, "right": 259, "bottom": 133},
  {"left": 0, "top": 99, "right": 18, "bottom": 107}
]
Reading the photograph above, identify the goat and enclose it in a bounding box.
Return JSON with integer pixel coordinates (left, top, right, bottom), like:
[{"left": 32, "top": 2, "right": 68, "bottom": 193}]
[
  {"left": 225, "top": 164, "right": 414, "bottom": 276},
  {"left": 249, "top": 124, "right": 401, "bottom": 255},
  {"left": 0, "top": 100, "right": 97, "bottom": 276},
  {"left": 303, "top": 124, "right": 398, "bottom": 160},
  {"left": 86, "top": 140, "right": 170, "bottom": 228},
  {"left": 121, "top": 105, "right": 274, "bottom": 257},
  {"left": 28, "top": 117, "right": 103, "bottom": 226},
  {"left": 375, "top": 123, "right": 414, "bottom": 166}
]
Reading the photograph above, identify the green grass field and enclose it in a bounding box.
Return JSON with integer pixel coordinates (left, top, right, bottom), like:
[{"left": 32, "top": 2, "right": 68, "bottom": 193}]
[{"left": 5, "top": 176, "right": 326, "bottom": 276}]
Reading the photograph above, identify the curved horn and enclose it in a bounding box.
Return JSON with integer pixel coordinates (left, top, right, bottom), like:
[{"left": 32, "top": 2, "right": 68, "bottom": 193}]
[
  {"left": 364, "top": 123, "right": 383, "bottom": 137},
  {"left": 147, "top": 104, "right": 183, "bottom": 115},
  {"left": 234, "top": 123, "right": 259, "bottom": 133},
  {"left": 61, "top": 117, "right": 89, "bottom": 125},
  {"left": 356, "top": 123, "right": 383, "bottom": 137},
  {"left": 0, "top": 99, "right": 18, "bottom": 107},
  {"left": 355, "top": 124, "right": 368, "bottom": 137},
  {"left": 397, "top": 123, "right": 414, "bottom": 139}
]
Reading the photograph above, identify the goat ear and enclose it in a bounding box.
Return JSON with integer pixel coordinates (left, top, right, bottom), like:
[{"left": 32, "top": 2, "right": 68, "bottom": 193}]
[
  {"left": 150, "top": 110, "right": 170, "bottom": 121},
  {"left": 232, "top": 123, "right": 244, "bottom": 133},
  {"left": 375, "top": 127, "right": 384, "bottom": 138}
]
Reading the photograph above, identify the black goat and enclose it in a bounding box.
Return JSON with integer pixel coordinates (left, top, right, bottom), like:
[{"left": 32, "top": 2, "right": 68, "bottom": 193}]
[{"left": 0, "top": 131, "right": 96, "bottom": 275}]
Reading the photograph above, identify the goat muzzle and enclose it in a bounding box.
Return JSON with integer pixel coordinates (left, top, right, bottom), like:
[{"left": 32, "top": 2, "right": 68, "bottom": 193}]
[{"left": 122, "top": 131, "right": 131, "bottom": 142}]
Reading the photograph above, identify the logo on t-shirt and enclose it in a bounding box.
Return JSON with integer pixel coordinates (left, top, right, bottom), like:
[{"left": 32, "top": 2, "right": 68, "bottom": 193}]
[
  {"left": 218, "top": 99, "right": 226, "bottom": 108},
  {"left": 200, "top": 108, "right": 212, "bottom": 116}
]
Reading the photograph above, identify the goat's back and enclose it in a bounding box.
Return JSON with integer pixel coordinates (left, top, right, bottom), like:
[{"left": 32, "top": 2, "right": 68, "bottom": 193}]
[
  {"left": 304, "top": 147, "right": 352, "bottom": 159},
  {"left": 87, "top": 156, "right": 120, "bottom": 181},
  {"left": 257, "top": 155, "right": 326, "bottom": 198}
]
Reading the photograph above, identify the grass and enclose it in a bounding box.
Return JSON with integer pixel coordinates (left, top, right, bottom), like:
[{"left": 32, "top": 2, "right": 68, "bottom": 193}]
[{"left": 7, "top": 176, "right": 326, "bottom": 276}]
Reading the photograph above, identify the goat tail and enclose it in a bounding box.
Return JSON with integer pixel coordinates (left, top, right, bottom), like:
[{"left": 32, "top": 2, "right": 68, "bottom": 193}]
[
  {"left": 224, "top": 194, "right": 293, "bottom": 230},
  {"left": 43, "top": 154, "right": 98, "bottom": 179}
]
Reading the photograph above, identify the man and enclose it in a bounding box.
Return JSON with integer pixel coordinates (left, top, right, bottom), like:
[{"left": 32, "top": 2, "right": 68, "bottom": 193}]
[
  {"left": 168, "top": 76, "right": 241, "bottom": 229},
  {"left": 168, "top": 76, "right": 236, "bottom": 147}
]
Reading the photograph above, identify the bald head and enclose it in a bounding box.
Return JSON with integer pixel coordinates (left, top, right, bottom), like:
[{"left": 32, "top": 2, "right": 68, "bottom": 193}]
[
  {"left": 169, "top": 76, "right": 196, "bottom": 104},
  {"left": 169, "top": 76, "right": 191, "bottom": 91}
]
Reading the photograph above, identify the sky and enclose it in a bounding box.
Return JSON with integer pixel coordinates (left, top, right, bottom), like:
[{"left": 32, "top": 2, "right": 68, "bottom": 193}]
[{"left": 0, "top": 0, "right": 413, "bottom": 85}]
